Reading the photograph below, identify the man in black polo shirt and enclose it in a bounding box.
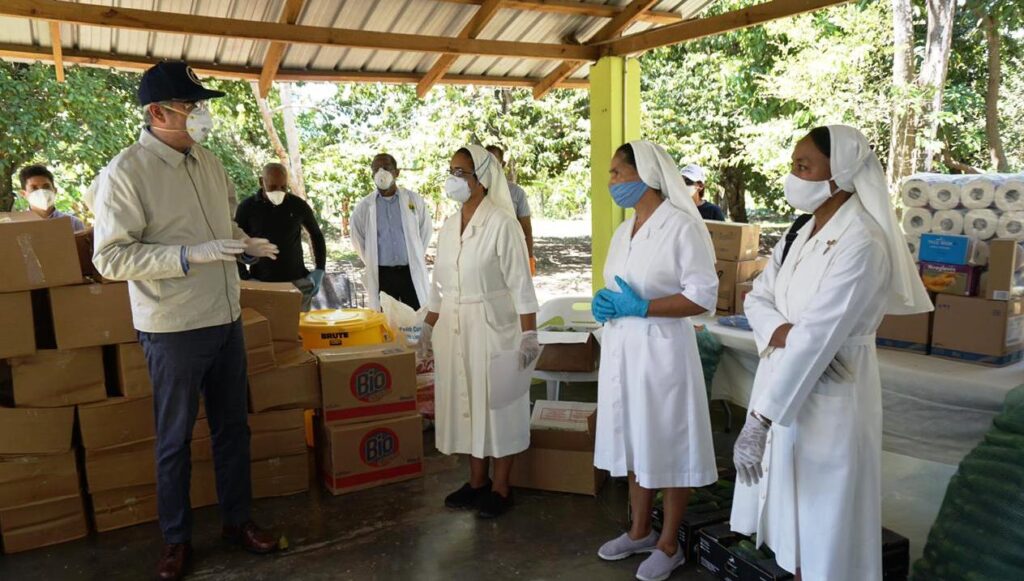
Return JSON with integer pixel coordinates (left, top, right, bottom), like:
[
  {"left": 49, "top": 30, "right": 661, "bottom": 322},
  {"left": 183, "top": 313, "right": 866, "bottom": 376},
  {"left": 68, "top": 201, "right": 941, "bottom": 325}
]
[{"left": 236, "top": 163, "right": 327, "bottom": 310}]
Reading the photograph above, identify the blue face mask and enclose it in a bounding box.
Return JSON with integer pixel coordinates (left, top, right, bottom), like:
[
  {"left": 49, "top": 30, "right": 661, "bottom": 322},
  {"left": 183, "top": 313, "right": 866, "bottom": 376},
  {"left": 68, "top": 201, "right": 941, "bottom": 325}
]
[{"left": 610, "top": 180, "right": 647, "bottom": 208}]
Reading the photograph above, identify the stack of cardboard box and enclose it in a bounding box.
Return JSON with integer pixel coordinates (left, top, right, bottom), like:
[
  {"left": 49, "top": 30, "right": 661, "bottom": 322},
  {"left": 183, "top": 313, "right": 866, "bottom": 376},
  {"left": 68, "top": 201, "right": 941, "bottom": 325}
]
[
  {"left": 705, "top": 221, "right": 767, "bottom": 315},
  {"left": 315, "top": 345, "right": 423, "bottom": 495}
]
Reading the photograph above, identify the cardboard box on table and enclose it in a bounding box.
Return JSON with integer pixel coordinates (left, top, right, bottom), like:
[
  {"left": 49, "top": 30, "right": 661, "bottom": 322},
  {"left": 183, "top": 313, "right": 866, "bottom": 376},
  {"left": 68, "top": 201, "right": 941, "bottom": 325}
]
[
  {"left": 705, "top": 221, "right": 761, "bottom": 262},
  {"left": 0, "top": 213, "right": 83, "bottom": 293},
  {"left": 983, "top": 239, "right": 1023, "bottom": 301},
  {"left": 876, "top": 312, "right": 934, "bottom": 355},
  {"left": 42, "top": 283, "right": 135, "bottom": 350},
  {"left": 716, "top": 257, "right": 768, "bottom": 315},
  {"left": 0, "top": 347, "right": 106, "bottom": 407},
  {"left": 0, "top": 291, "right": 35, "bottom": 359},
  {"left": 91, "top": 484, "right": 159, "bottom": 532},
  {"left": 316, "top": 345, "right": 417, "bottom": 425},
  {"left": 240, "top": 281, "right": 303, "bottom": 347},
  {"left": 105, "top": 342, "right": 152, "bottom": 397},
  {"left": 0, "top": 406, "right": 74, "bottom": 455},
  {"left": 248, "top": 345, "right": 320, "bottom": 412},
  {"left": 535, "top": 328, "right": 599, "bottom": 372},
  {"left": 0, "top": 495, "right": 88, "bottom": 554},
  {"left": 318, "top": 413, "right": 423, "bottom": 495},
  {"left": 78, "top": 396, "right": 155, "bottom": 449},
  {"left": 931, "top": 295, "right": 1023, "bottom": 366},
  {"left": 509, "top": 401, "right": 606, "bottom": 496}
]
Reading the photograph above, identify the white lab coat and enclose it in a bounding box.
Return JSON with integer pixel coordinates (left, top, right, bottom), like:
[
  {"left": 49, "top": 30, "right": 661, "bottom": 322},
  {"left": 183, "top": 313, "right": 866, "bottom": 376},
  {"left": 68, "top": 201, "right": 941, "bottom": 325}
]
[
  {"left": 350, "top": 187, "right": 432, "bottom": 310},
  {"left": 731, "top": 197, "right": 891, "bottom": 581},
  {"left": 428, "top": 198, "right": 539, "bottom": 459},
  {"left": 594, "top": 202, "right": 720, "bottom": 489}
]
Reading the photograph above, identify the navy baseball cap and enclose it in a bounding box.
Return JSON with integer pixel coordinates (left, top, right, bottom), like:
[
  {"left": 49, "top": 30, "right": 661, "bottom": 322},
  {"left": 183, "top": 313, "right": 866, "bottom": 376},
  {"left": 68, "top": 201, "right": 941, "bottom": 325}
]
[{"left": 138, "top": 61, "right": 225, "bottom": 106}]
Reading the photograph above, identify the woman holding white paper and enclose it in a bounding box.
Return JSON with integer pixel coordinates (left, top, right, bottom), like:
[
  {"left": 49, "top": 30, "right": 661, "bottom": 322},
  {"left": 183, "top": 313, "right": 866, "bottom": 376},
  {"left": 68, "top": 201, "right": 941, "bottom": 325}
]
[
  {"left": 592, "top": 141, "right": 719, "bottom": 581},
  {"left": 730, "top": 126, "right": 932, "bottom": 581},
  {"left": 416, "top": 144, "right": 539, "bottom": 519}
]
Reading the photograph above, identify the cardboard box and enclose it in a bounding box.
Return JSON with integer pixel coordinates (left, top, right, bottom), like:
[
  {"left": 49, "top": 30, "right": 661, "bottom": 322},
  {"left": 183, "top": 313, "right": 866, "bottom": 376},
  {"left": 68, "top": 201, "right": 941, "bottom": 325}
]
[
  {"left": 734, "top": 281, "right": 754, "bottom": 315},
  {"left": 106, "top": 342, "right": 152, "bottom": 397},
  {"left": 250, "top": 409, "right": 307, "bottom": 460},
  {"left": 191, "top": 460, "right": 218, "bottom": 509},
  {"left": 45, "top": 283, "right": 135, "bottom": 350},
  {"left": 84, "top": 439, "right": 156, "bottom": 493},
  {"left": 876, "top": 312, "right": 933, "bottom": 354},
  {"left": 0, "top": 347, "right": 106, "bottom": 407},
  {"left": 510, "top": 401, "right": 606, "bottom": 496},
  {"left": 0, "top": 406, "right": 74, "bottom": 455},
  {"left": 0, "top": 212, "right": 83, "bottom": 292},
  {"left": 242, "top": 307, "right": 273, "bottom": 350},
  {"left": 247, "top": 344, "right": 277, "bottom": 376},
  {"left": 248, "top": 346, "right": 320, "bottom": 412},
  {"left": 316, "top": 345, "right": 417, "bottom": 425},
  {"left": 73, "top": 227, "right": 115, "bottom": 284},
  {"left": 535, "top": 328, "right": 599, "bottom": 372},
  {"left": 252, "top": 453, "right": 309, "bottom": 499},
  {"left": 240, "top": 281, "right": 302, "bottom": 343},
  {"left": 193, "top": 417, "right": 211, "bottom": 441},
  {"left": 919, "top": 233, "right": 975, "bottom": 265},
  {"left": 0, "top": 495, "right": 87, "bottom": 554},
  {"left": 77, "top": 396, "right": 155, "bottom": 449},
  {"left": 319, "top": 413, "right": 423, "bottom": 495},
  {"left": 716, "top": 258, "right": 768, "bottom": 315},
  {"left": 706, "top": 221, "right": 761, "bottom": 262},
  {"left": 191, "top": 436, "right": 213, "bottom": 462},
  {"left": 0, "top": 451, "right": 80, "bottom": 510},
  {"left": 920, "top": 261, "right": 981, "bottom": 296},
  {"left": 0, "top": 291, "right": 35, "bottom": 359},
  {"left": 985, "top": 239, "right": 1023, "bottom": 301},
  {"left": 90, "top": 484, "right": 159, "bottom": 532},
  {"left": 931, "top": 295, "right": 1023, "bottom": 366}
]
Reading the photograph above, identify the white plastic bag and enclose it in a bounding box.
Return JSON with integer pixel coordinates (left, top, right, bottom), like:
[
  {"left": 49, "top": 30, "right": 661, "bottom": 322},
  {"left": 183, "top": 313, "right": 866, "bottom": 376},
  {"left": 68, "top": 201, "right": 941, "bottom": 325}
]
[{"left": 379, "top": 292, "right": 425, "bottom": 347}]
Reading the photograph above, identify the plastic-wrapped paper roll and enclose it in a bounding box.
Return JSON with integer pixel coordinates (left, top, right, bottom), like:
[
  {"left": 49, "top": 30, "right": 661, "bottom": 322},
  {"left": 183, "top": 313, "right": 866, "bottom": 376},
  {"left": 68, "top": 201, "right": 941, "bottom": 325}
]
[
  {"left": 928, "top": 180, "right": 962, "bottom": 210},
  {"left": 970, "top": 240, "right": 990, "bottom": 267},
  {"left": 902, "top": 207, "right": 933, "bottom": 236},
  {"left": 996, "top": 212, "right": 1024, "bottom": 241},
  {"left": 994, "top": 178, "right": 1024, "bottom": 212},
  {"left": 957, "top": 176, "right": 999, "bottom": 210},
  {"left": 930, "top": 209, "right": 965, "bottom": 235},
  {"left": 963, "top": 209, "right": 999, "bottom": 240},
  {"left": 900, "top": 177, "right": 931, "bottom": 208},
  {"left": 905, "top": 233, "right": 921, "bottom": 261}
]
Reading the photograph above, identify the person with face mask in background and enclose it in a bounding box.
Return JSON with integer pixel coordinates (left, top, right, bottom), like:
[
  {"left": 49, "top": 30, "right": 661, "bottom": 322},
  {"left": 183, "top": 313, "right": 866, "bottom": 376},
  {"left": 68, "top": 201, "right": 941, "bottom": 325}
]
[
  {"left": 350, "top": 153, "right": 433, "bottom": 311},
  {"left": 416, "top": 145, "right": 539, "bottom": 519},
  {"left": 235, "top": 162, "right": 327, "bottom": 310},
  {"left": 591, "top": 141, "right": 719, "bottom": 581},
  {"left": 18, "top": 165, "right": 87, "bottom": 232},
  {"left": 680, "top": 163, "right": 725, "bottom": 221},
  {"left": 91, "top": 62, "right": 282, "bottom": 581},
  {"left": 730, "top": 126, "right": 932, "bottom": 581}
]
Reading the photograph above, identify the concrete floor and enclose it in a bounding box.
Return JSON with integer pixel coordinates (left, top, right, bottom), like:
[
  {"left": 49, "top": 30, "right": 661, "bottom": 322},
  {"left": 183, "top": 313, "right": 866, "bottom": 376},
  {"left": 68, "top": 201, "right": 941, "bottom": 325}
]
[{"left": 0, "top": 385, "right": 734, "bottom": 581}]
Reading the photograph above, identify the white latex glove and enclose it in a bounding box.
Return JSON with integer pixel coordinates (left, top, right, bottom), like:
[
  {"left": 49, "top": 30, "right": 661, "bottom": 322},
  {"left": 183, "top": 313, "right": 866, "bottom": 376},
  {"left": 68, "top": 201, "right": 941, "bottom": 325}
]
[
  {"left": 243, "top": 237, "right": 280, "bottom": 259},
  {"left": 519, "top": 330, "right": 542, "bottom": 369},
  {"left": 823, "top": 352, "right": 855, "bottom": 383},
  {"left": 733, "top": 412, "right": 770, "bottom": 486},
  {"left": 416, "top": 322, "right": 433, "bottom": 360},
  {"left": 185, "top": 239, "right": 246, "bottom": 264}
]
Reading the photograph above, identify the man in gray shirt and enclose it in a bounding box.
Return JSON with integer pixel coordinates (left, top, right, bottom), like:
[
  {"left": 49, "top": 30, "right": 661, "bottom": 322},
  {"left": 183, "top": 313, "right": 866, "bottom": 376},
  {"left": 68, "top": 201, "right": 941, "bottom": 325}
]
[{"left": 486, "top": 145, "right": 535, "bottom": 275}]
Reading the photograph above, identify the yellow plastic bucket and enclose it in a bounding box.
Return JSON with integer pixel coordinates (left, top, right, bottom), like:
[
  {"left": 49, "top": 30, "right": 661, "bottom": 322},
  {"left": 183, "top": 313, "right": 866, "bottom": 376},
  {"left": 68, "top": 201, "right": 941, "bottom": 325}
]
[{"left": 299, "top": 308, "right": 392, "bottom": 350}]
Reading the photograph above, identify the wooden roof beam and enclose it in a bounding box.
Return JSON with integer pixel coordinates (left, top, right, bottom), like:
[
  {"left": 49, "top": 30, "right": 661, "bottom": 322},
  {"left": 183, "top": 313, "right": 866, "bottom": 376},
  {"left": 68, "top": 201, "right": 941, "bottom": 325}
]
[
  {"left": 48, "top": 21, "right": 64, "bottom": 82},
  {"left": 1, "top": 0, "right": 600, "bottom": 62},
  {"left": 533, "top": 0, "right": 658, "bottom": 99},
  {"left": 417, "top": 0, "right": 503, "bottom": 98},
  {"left": 440, "top": 0, "right": 682, "bottom": 25},
  {"left": 258, "top": 0, "right": 306, "bottom": 98},
  {"left": 604, "top": 0, "right": 853, "bottom": 55}
]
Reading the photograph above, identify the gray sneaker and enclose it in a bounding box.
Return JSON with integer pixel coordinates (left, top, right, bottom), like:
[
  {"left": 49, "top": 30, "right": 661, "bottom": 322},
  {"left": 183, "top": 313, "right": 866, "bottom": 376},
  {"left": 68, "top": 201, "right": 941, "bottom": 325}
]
[
  {"left": 635, "top": 545, "right": 686, "bottom": 581},
  {"left": 597, "top": 531, "right": 659, "bottom": 561}
]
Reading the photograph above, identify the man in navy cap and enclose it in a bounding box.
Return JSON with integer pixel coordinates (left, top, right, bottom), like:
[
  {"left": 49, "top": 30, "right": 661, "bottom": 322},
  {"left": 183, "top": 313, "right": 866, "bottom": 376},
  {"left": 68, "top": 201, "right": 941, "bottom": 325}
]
[{"left": 92, "top": 61, "right": 280, "bottom": 581}]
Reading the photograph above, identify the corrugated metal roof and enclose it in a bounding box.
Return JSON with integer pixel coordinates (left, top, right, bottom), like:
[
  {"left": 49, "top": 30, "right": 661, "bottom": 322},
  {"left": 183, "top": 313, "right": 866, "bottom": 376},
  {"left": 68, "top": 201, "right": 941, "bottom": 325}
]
[{"left": 0, "top": 0, "right": 716, "bottom": 88}]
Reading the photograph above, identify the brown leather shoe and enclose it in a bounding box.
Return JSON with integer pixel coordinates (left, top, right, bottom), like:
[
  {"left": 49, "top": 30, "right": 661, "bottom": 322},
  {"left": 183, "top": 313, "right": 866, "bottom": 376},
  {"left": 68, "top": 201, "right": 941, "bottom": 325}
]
[
  {"left": 156, "top": 543, "right": 191, "bottom": 581},
  {"left": 222, "top": 521, "right": 279, "bottom": 554}
]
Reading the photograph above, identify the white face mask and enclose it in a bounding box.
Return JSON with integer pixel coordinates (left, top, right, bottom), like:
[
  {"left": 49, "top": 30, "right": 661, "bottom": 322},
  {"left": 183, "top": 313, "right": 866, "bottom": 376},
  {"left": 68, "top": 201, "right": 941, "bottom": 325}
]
[
  {"left": 265, "top": 190, "right": 287, "bottom": 206},
  {"left": 444, "top": 176, "right": 472, "bottom": 203},
  {"left": 784, "top": 173, "right": 838, "bottom": 213},
  {"left": 27, "top": 189, "right": 56, "bottom": 211},
  {"left": 154, "top": 104, "right": 215, "bottom": 143},
  {"left": 681, "top": 183, "right": 696, "bottom": 200},
  {"left": 374, "top": 168, "right": 395, "bottom": 191}
]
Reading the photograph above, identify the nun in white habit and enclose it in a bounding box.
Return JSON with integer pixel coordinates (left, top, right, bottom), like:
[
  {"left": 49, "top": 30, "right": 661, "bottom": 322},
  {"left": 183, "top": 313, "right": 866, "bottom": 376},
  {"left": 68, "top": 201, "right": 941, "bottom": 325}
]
[
  {"left": 731, "top": 126, "right": 932, "bottom": 581},
  {"left": 417, "top": 144, "right": 539, "bottom": 519},
  {"left": 592, "top": 141, "right": 720, "bottom": 581}
]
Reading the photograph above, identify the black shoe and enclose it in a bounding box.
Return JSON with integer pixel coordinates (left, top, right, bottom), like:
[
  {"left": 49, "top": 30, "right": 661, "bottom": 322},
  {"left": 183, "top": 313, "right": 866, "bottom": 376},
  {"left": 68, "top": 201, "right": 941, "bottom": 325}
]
[
  {"left": 445, "top": 480, "right": 492, "bottom": 509},
  {"left": 477, "top": 490, "right": 514, "bottom": 519}
]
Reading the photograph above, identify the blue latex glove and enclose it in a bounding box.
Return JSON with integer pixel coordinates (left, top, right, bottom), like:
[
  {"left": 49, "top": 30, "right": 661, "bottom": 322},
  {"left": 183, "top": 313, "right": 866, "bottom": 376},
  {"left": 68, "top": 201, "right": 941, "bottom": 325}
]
[
  {"left": 604, "top": 276, "right": 649, "bottom": 319},
  {"left": 592, "top": 290, "right": 616, "bottom": 323},
  {"left": 309, "top": 269, "right": 325, "bottom": 296}
]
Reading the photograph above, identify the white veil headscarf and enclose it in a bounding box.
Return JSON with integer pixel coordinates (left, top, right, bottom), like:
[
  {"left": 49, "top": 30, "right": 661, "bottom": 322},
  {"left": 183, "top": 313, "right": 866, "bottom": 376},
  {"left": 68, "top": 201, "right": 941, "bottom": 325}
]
[
  {"left": 462, "top": 144, "right": 516, "bottom": 219},
  {"left": 628, "top": 140, "right": 717, "bottom": 265},
  {"left": 826, "top": 125, "right": 933, "bottom": 315}
]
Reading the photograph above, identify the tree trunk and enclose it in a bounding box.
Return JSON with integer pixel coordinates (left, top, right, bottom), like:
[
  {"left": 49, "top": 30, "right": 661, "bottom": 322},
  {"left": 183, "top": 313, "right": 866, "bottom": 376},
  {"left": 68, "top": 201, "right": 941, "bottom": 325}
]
[
  {"left": 982, "top": 12, "right": 1009, "bottom": 172},
  {"left": 919, "top": 0, "right": 957, "bottom": 170},
  {"left": 720, "top": 166, "right": 748, "bottom": 223},
  {"left": 0, "top": 164, "right": 16, "bottom": 212},
  {"left": 279, "top": 84, "right": 307, "bottom": 200},
  {"left": 249, "top": 81, "right": 296, "bottom": 190},
  {"left": 887, "top": 0, "right": 917, "bottom": 198}
]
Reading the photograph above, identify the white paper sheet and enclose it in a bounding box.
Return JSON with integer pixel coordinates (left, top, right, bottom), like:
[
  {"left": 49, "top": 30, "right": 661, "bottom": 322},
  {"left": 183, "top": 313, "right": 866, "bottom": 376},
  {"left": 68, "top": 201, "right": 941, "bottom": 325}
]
[
  {"left": 488, "top": 350, "right": 537, "bottom": 410},
  {"left": 537, "top": 331, "right": 591, "bottom": 345}
]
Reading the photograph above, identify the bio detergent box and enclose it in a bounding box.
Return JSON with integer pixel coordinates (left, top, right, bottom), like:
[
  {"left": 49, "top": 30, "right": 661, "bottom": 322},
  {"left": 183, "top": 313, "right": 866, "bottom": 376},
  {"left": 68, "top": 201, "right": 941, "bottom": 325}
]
[
  {"left": 315, "top": 345, "right": 416, "bottom": 425},
  {"left": 318, "top": 413, "right": 423, "bottom": 495}
]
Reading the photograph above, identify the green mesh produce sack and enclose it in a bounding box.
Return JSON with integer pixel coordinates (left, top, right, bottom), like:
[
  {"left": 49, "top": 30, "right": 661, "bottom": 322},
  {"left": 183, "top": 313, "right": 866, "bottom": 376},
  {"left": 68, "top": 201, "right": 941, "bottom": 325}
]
[
  {"left": 913, "top": 384, "right": 1024, "bottom": 580},
  {"left": 696, "top": 326, "right": 723, "bottom": 401}
]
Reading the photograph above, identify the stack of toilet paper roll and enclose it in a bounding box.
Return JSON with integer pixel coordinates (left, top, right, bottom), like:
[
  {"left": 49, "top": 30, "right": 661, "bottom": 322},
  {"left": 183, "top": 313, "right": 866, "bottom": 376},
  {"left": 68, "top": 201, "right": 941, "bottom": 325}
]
[{"left": 900, "top": 173, "right": 1024, "bottom": 243}]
